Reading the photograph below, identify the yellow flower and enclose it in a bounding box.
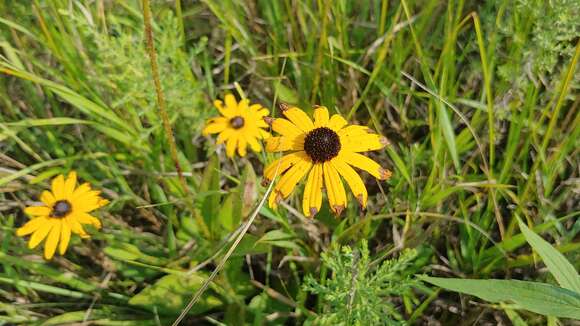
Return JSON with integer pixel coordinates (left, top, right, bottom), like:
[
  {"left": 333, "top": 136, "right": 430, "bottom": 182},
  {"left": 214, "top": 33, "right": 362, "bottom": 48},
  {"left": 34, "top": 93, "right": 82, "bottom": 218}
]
[
  {"left": 203, "top": 94, "right": 271, "bottom": 158},
  {"left": 263, "top": 105, "right": 391, "bottom": 217},
  {"left": 17, "top": 171, "right": 109, "bottom": 260}
]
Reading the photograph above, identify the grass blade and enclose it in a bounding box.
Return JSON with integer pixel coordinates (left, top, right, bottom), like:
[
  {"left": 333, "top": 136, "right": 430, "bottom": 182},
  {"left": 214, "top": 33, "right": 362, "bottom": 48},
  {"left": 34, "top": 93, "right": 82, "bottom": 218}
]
[{"left": 517, "top": 217, "right": 580, "bottom": 293}]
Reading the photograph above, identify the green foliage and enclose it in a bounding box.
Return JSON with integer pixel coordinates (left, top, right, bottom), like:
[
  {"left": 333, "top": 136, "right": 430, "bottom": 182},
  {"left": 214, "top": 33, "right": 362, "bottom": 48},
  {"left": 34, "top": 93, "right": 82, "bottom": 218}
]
[
  {"left": 128, "top": 273, "right": 222, "bottom": 315},
  {"left": 522, "top": 0, "right": 580, "bottom": 75},
  {"left": 494, "top": 0, "right": 580, "bottom": 87},
  {"left": 304, "top": 241, "right": 419, "bottom": 325},
  {"left": 423, "top": 277, "right": 580, "bottom": 320},
  {"left": 424, "top": 216, "right": 580, "bottom": 320}
]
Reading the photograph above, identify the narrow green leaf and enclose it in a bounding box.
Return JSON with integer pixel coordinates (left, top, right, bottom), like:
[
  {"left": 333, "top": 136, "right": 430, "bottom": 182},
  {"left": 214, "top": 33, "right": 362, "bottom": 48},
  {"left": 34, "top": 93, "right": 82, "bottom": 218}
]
[
  {"left": 436, "top": 102, "right": 460, "bottom": 170},
  {"left": 517, "top": 217, "right": 580, "bottom": 292},
  {"left": 0, "top": 252, "right": 96, "bottom": 292},
  {"left": 422, "top": 276, "right": 580, "bottom": 319},
  {"left": 199, "top": 156, "right": 221, "bottom": 237},
  {"left": 386, "top": 146, "right": 411, "bottom": 185},
  {"left": 501, "top": 303, "right": 529, "bottom": 326},
  {"left": 4, "top": 117, "right": 89, "bottom": 127},
  {"left": 0, "top": 276, "right": 89, "bottom": 299}
]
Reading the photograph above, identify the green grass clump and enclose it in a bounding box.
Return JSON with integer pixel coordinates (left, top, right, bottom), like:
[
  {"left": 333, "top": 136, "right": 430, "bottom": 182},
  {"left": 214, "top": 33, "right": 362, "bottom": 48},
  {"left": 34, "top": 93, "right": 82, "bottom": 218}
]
[{"left": 0, "top": 0, "right": 579, "bottom": 325}]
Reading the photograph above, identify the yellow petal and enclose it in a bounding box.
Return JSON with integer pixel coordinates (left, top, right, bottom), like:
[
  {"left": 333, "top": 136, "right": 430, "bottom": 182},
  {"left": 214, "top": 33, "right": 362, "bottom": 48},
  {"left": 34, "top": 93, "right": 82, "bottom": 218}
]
[
  {"left": 247, "top": 135, "right": 262, "bottom": 152},
  {"left": 272, "top": 118, "right": 303, "bottom": 138},
  {"left": 59, "top": 222, "right": 71, "bottom": 255},
  {"left": 74, "top": 189, "right": 101, "bottom": 203},
  {"left": 225, "top": 134, "right": 238, "bottom": 158},
  {"left": 259, "top": 129, "right": 271, "bottom": 139},
  {"left": 63, "top": 171, "right": 77, "bottom": 197},
  {"left": 332, "top": 158, "right": 368, "bottom": 208},
  {"left": 302, "top": 163, "right": 323, "bottom": 217},
  {"left": 281, "top": 107, "right": 314, "bottom": 132},
  {"left": 76, "top": 212, "right": 102, "bottom": 229},
  {"left": 254, "top": 119, "right": 269, "bottom": 129},
  {"left": 323, "top": 161, "right": 347, "bottom": 215},
  {"left": 24, "top": 206, "right": 51, "bottom": 217},
  {"left": 238, "top": 98, "right": 250, "bottom": 113},
  {"left": 237, "top": 137, "right": 247, "bottom": 157},
  {"left": 274, "top": 159, "right": 312, "bottom": 198},
  {"left": 341, "top": 152, "right": 391, "bottom": 180},
  {"left": 51, "top": 174, "right": 66, "bottom": 200},
  {"left": 74, "top": 192, "right": 106, "bottom": 213},
  {"left": 71, "top": 182, "right": 92, "bottom": 200},
  {"left": 214, "top": 99, "right": 234, "bottom": 117},
  {"left": 28, "top": 220, "right": 55, "bottom": 249},
  {"left": 67, "top": 215, "right": 88, "bottom": 237},
  {"left": 97, "top": 198, "right": 110, "bottom": 208},
  {"left": 313, "top": 106, "right": 329, "bottom": 127},
  {"left": 217, "top": 128, "right": 235, "bottom": 145},
  {"left": 337, "top": 125, "right": 370, "bottom": 136},
  {"left": 224, "top": 94, "right": 239, "bottom": 115},
  {"left": 44, "top": 221, "right": 61, "bottom": 260},
  {"left": 263, "top": 151, "right": 308, "bottom": 181},
  {"left": 40, "top": 190, "right": 56, "bottom": 206},
  {"left": 16, "top": 217, "right": 49, "bottom": 237},
  {"left": 343, "top": 134, "right": 388, "bottom": 152},
  {"left": 265, "top": 135, "right": 305, "bottom": 152},
  {"left": 250, "top": 104, "right": 269, "bottom": 117},
  {"left": 339, "top": 126, "right": 388, "bottom": 152},
  {"left": 268, "top": 188, "right": 281, "bottom": 209},
  {"left": 328, "top": 114, "right": 348, "bottom": 131},
  {"left": 203, "top": 117, "right": 229, "bottom": 135}
]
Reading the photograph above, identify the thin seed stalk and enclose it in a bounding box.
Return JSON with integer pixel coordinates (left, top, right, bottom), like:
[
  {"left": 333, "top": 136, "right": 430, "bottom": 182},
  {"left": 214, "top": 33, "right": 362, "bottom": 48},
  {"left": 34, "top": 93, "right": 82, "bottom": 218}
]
[{"left": 142, "top": 0, "right": 189, "bottom": 196}]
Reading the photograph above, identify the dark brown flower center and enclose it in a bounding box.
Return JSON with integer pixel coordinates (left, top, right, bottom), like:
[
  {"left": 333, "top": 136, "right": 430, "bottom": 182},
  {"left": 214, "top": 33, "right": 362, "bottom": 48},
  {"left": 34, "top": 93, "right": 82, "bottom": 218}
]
[
  {"left": 51, "top": 200, "right": 72, "bottom": 218},
  {"left": 304, "top": 127, "right": 341, "bottom": 163},
  {"left": 229, "top": 116, "right": 245, "bottom": 129}
]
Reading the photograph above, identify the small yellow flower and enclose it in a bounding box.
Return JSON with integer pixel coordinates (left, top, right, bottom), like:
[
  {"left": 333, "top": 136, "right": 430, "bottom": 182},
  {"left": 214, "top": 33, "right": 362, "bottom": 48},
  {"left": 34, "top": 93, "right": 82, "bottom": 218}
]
[
  {"left": 263, "top": 105, "right": 391, "bottom": 217},
  {"left": 17, "top": 171, "right": 109, "bottom": 260},
  {"left": 203, "top": 94, "right": 271, "bottom": 158}
]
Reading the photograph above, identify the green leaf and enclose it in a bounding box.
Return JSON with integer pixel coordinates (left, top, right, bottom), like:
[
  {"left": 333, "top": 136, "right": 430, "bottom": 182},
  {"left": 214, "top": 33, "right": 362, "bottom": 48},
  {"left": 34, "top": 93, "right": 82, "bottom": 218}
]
[
  {"left": 104, "top": 243, "right": 166, "bottom": 266},
  {"left": 199, "top": 155, "right": 221, "bottom": 237},
  {"left": 386, "top": 145, "right": 411, "bottom": 185},
  {"left": 501, "top": 303, "right": 529, "bottom": 326},
  {"left": 239, "top": 164, "right": 258, "bottom": 217},
  {"left": 274, "top": 82, "right": 299, "bottom": 104},
  {"left": 4, "top": 117, "right": 90, "bottom": 127},
  {"left": 129, "top": 273, "right": 221, "bottom": 314},
  {"left": 436, "top": 102, "right": 460, "bottom": 170},
  {"left": 41, "top": 308, "right": 160, "bottom": 326},
  {"left": 257, "top": 230, "right": 301, "bottom": 251},
  {"left": 422, "top": 276, "right": 580, "bottom": 319},
  {"left": 218, "top": 193, "right": 240, "bottom": 232},
  {"left": 517, "top": 217, "right": 580, "bottom": 292},
  {"left": 0, "top": 252, "right": 96, "bottom": 292}
]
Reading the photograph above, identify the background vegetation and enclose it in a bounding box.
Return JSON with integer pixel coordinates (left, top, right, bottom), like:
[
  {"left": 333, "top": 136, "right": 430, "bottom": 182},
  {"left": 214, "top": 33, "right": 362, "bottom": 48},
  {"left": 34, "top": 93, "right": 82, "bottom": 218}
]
[{"left": 1, "top": 0, "right": 579, "bottom": 324}]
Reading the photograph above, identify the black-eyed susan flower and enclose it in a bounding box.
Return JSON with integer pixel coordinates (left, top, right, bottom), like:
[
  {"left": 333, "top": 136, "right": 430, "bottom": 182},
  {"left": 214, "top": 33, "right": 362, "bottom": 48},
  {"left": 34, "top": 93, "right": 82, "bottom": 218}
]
[
  {"left": 263, "top": 104, "right": 392, "bottom": 217},
  {"left": 17, "top": 171, "right": 109, "bottom": 260},
  {"left": 203, "top": 94, "right": 271, "bottom": 158}
]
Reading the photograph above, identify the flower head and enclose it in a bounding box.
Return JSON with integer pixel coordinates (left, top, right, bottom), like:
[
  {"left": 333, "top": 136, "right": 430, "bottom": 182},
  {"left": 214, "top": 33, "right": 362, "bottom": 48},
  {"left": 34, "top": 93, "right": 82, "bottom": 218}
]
[
  {"left": 17, "top": 171, "right": 109, "bottom": 259},
  {"left": 263, "top": 105, "right": 391, "bottom": 217},
  {"left": 203, "top": 94, "right": 271, "bottom": 158}
]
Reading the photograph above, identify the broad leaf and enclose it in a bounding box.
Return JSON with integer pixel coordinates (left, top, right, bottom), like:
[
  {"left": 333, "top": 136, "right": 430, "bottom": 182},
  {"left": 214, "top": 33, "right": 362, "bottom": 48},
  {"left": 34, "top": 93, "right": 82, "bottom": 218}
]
[
  {"left": 129, "top": 273, "right": 221, "bottom": 314},
  {"left": 422, "top": 276, "right": 580, "bottom": 319}
]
